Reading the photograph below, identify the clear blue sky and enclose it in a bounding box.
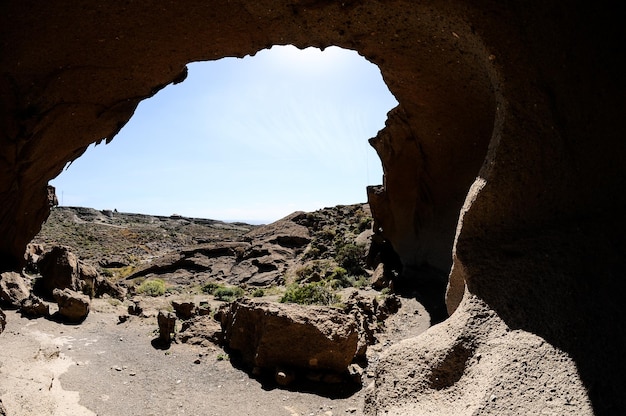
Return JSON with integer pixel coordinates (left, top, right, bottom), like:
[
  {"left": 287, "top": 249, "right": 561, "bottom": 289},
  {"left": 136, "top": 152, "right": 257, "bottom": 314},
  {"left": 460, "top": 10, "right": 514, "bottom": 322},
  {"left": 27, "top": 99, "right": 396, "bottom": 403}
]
[{"left": 51, "top": 45, "right": 397, "bottom": 224}]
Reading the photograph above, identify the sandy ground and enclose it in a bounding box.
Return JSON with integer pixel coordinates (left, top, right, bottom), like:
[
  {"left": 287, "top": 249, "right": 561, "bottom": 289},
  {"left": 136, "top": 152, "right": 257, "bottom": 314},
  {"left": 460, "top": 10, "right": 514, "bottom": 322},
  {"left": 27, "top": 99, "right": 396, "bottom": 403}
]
[{"left": 0, "top": 295, "right": 430, "bottom": 416}]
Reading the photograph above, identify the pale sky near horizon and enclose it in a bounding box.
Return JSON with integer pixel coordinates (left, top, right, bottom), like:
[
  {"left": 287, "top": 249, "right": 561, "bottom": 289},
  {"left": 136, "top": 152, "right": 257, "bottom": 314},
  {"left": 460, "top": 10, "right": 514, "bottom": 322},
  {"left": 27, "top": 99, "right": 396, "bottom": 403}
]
[{"left": 50, "top": 45, "right": 398, "bottom": 224}]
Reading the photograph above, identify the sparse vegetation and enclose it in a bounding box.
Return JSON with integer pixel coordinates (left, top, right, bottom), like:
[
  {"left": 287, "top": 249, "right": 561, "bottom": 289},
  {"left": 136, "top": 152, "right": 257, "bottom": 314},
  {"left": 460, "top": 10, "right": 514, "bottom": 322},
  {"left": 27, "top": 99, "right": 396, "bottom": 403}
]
[
  {"left": 336, "top": 243, "right": 366, "bottom": 276},
  {"left": 202, "top": 281, "right": 244, "bottom": 301},
  {"left": 251, "top": 288, "right": 265, "bottom": 297},
  {"left": 280, "top": 282, "right": 341, "bottom": 306},
  {"left": 213, "top": 286, "right": 244, "bottom": 302},
  {"left": 201, "top": 281, "right": 221, "bottom": 294},
  {"left": 136, "top": 279, "right": 166, "bottom": 296}
]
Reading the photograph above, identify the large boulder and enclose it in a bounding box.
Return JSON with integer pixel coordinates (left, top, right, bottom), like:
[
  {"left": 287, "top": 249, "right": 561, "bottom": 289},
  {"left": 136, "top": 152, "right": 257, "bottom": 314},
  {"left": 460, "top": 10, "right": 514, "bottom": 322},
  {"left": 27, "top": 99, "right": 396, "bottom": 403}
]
[
  {"left": 37, "top": 245, "right": 125, "bottom": 300},
  {"left": 52, "top": 288, "right": 90, "bottom": 323},
  {"left": 0, "top": 271, "right": 31, "bottom": 308},
  {"left": 219, "top": 298, "right": 359, "bottom": 374},
  {"left": 37, "top": 246, "right": 82, "bottom": 296}
]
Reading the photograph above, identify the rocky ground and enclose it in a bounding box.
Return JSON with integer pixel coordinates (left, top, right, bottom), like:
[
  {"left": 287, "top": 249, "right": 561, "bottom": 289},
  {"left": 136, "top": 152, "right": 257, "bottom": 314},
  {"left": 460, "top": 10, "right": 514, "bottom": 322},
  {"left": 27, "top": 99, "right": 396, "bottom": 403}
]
[{"left": 0, "top": 205, "right": 434, "bottom": 416}]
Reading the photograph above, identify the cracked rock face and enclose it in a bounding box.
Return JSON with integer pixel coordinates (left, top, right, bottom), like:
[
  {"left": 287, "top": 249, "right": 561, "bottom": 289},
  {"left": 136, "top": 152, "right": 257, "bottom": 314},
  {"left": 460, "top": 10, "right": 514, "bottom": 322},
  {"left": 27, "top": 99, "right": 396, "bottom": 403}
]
[{"left": 1, "top": 1, "right": 625, "bottom": 414}]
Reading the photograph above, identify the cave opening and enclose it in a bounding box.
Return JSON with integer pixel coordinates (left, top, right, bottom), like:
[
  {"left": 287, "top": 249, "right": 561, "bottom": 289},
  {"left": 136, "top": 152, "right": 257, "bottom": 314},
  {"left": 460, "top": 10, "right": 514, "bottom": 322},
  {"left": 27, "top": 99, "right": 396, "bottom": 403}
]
[{"left": 50, "top": 45, "right": 398, "bottom": 224}]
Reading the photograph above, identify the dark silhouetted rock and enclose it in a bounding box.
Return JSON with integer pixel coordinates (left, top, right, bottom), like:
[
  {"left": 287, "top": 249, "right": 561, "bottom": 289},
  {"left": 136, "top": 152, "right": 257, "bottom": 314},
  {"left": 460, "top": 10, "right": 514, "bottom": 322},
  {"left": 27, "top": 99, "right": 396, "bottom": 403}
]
[
  {"left": 20, "top": 294, "right": 50, "bottom": 318},
  {"left": 0, "top": 309, "right": 5, "bottom": 334},
  {"left": 172, "top": 300, "right": 196, "bottom": 320},
  {"left": 157, "top": 310, "right": 176, "bottom": 344},
  {"left": 37, "top": 246, "right": 81, "bottom": 296}
]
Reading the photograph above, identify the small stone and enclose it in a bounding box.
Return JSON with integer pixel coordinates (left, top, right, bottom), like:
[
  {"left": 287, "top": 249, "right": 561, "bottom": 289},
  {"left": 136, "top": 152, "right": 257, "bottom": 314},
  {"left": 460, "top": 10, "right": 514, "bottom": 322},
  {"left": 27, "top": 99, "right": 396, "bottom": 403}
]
[
  {"left": 275, "top": 367, "right": 296, "bottom": 386},
  {"left": 347, "top": 363, "right": 364, "bottom": 384}
]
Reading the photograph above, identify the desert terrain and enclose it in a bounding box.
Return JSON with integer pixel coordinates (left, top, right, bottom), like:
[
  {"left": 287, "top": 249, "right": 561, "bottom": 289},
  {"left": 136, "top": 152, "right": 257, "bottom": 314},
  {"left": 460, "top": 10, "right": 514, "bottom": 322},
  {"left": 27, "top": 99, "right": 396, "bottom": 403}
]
[{"left": 0, "top": 205, "right": 433, "bottom": 416}]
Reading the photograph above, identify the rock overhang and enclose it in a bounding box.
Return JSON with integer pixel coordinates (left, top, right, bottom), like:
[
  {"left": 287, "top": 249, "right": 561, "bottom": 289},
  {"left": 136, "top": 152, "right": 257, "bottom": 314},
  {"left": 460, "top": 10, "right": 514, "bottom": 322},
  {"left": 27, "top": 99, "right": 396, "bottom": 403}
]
[{"left": 1, "top": 1, "right": 625, "bottom": 414}]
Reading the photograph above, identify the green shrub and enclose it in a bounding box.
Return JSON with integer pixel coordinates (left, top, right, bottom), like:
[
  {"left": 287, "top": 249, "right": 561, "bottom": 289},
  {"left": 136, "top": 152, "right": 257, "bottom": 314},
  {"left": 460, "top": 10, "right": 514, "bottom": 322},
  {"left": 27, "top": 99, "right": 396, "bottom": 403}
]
[
  {"left": 280, "top": 282, "right": 341, "bottom": 306},
  {"left": 327, "top": 266, "right": 353, "bottom": 289},
  {"left": 336, "top": 243, "right": 366, "bottom": 276},
  {"left": 295, "top": 260, "right": 335, "bottom": 282},
  {"left": 358, "top": 216, "right": 372, "bottom": 232},
  {"left": 201, "top": 281, "right": 221, "bottom": 294},
  {"left": 136, "top": 279, "right": 166, "bottom": 296},
  {"left": 251, "top": 288, "right": 265, "bottom": 297},
  {"left": 353, "top": 275, "right": 370, "bottom": 289},
  {"left": 213, "top": 286, "right": 244, "bottom": 302}
]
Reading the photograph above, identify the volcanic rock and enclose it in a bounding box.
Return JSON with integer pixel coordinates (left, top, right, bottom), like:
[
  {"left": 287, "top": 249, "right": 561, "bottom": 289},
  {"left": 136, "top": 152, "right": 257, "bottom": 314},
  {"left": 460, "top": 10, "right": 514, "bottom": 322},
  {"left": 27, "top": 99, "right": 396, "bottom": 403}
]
[
  {"left": 219, "top": 298, "right": 359, "bottom": 374},
  {"left": 157, "top": 310, "right": 177, "bottom": 345},
  {"left": 19, "top": 294, "right": 50, "bottom": 318},
  {"left": 53, "top": 288, "right": 90, "bottom": 323},
  {"left": 179, "top": 315, "right": 223, "bottom": 347},
  {"left": 172, "top": 300, "right": 196, "bottom": 320},
  {"left": 0, "top": 271, "right": 31, "bottom": 308},
  {"left": 37, "top": 246, "right": 81, "bottom": 296},
  {"left": 1, "top": 2, "right": 625, "bottom": 414}
]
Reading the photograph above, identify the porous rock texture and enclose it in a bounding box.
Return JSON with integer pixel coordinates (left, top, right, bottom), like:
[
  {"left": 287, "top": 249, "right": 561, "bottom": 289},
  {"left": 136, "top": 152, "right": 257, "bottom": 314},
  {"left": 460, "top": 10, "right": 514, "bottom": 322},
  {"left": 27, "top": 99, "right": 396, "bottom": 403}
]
[
  {"left": 219, "top": 298, "right": 359, "bottom": 374},
  {"left": 1, "top": 1, "right": 624, "bottom": 414}
]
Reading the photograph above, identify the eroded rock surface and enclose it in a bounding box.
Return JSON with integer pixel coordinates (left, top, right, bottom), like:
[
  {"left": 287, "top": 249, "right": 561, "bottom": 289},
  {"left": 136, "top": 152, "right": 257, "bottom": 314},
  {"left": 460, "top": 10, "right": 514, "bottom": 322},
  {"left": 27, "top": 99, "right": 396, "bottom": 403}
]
[
  {"left": 1, "top": 1, "right": 625, "bottom": 414},
  {"left": 0, "top": 271, "right": 31, "bottom": 308},
  {"left": 219, "top": 298, "right": 359, "bottom": 375},
  {"left": 52, "top": 288, "right": 90, "bottom": 323}
]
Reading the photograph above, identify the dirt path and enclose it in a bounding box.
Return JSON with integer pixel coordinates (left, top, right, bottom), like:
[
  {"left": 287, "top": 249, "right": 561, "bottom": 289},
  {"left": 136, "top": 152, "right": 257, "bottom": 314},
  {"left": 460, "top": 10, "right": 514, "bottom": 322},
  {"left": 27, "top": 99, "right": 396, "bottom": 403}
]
[{"left": 0, "top": 295, "right": 430, "bottom": 416}]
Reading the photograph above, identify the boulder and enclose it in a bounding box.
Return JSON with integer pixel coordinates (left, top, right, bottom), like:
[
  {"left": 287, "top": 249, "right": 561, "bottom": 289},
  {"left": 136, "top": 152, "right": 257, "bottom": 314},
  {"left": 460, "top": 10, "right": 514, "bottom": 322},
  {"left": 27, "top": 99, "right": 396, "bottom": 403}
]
[
  {"left": 52, "top": 288, "right": 90, "bottom": 323},
  {"left": 37, "top": 245, "right": 124, "bottom": 300},
  {"left": 157, "top": 310, "right": 177, "bottom": 344},
  {"left": 370, "top": 263, "right": 389, "bottom": 290},
  {"left": 0, "top": 271, "right": 31, "bottom": 308},
  {"left": 128, "top": 297, "right": 157, "bottom": 318},
  {"left": 37, "top": 246, "right": 81, "bottom": 296},
  {"left": 20, "top": 294, "right": 50, "bottom": 318},
  {"left": 93, "top": 275, "right": 127, "bottom": 300},
  {"left": 172, "top": 300, "right": 196, "bottom": 320},
  {"left": 179, "top": 315, "right": 223, "bottom": 346},
  {"left": 24, "top": 243, "right": 45, "bottom": 273},
  {"left": 220, "top": 298, "right": 359, "bottom": 374},
  {"left": 77, "top": 261, "right": 99, "bottom": 296}
]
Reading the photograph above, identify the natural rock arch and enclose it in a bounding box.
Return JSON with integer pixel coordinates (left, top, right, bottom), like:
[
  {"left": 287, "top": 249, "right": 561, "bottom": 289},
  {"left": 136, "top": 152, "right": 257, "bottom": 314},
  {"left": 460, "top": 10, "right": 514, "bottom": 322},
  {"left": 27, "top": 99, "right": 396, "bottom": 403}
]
[{"left": 1, "top": 1, "right": 624, "bottom": 415}]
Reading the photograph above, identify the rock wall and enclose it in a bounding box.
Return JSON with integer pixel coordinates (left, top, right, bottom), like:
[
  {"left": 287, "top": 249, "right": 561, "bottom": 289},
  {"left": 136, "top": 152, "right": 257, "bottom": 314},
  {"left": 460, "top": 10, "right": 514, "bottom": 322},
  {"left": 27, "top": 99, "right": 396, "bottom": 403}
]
[{"left": 1, "top": 1, "right": 624, "bottom": 414}]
